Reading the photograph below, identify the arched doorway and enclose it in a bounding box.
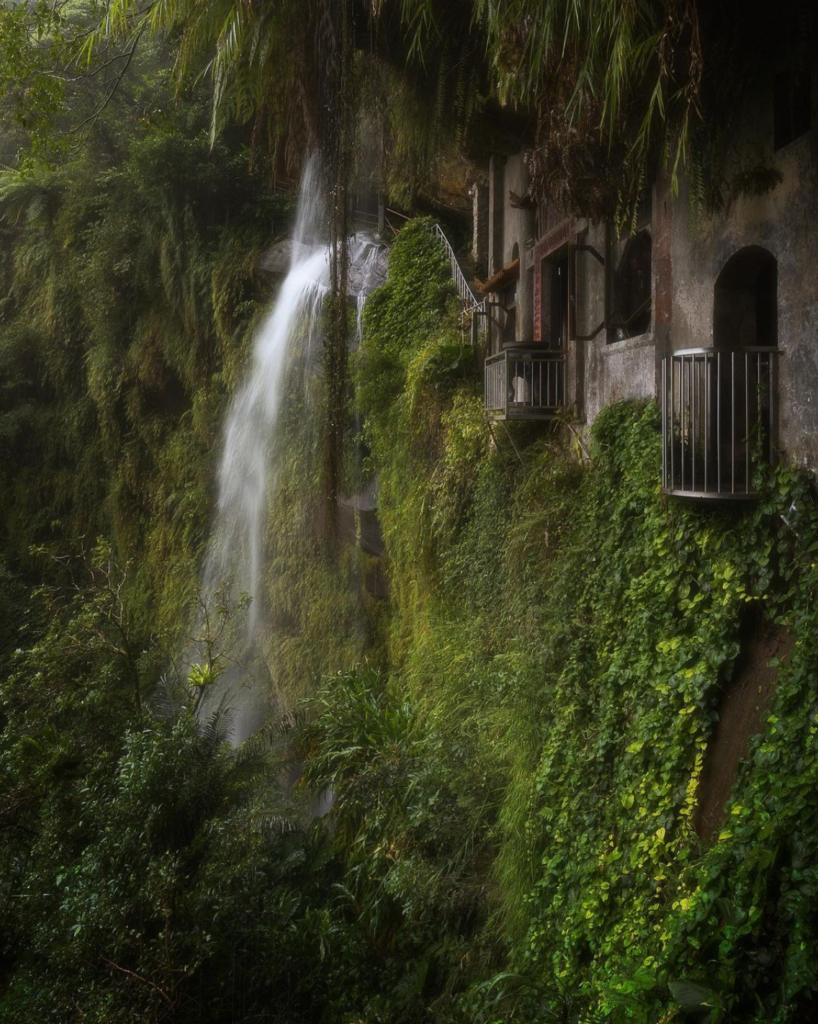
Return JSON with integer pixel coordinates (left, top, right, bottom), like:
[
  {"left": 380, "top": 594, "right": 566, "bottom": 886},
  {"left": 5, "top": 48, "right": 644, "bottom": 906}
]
[
  {"left": 714, "top": 246, "right": 777, "bottom": 349},
  {"left": 662, "top": 246, "right": 779, "bottom": 498}
]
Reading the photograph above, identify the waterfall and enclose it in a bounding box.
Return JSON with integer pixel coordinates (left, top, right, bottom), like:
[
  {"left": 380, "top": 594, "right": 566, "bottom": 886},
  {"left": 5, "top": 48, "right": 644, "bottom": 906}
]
[
  {"left": 202, "top": 160, "right": 327, "bottom": 633},
  {"left": 195, "top": 158, "right": 387, "bottom": 742}
]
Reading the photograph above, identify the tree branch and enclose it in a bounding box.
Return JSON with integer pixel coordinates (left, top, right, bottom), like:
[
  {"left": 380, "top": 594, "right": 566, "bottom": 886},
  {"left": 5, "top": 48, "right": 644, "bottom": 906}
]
[
  {"left": 62, "top": 25, "right": 146, "bottom": 137},
  {"left": 99, "top": 956, "right": 175, "bottom": 1008}
]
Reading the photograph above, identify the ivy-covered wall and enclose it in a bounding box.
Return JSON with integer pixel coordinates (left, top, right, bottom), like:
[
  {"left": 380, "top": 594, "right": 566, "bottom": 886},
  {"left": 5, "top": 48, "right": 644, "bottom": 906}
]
[
  {"left": 327, "top": 218, "right": 818, "bottom": 1022},
  {"left": 3, "top": 207, "right": 818, "bottom": 1023}
]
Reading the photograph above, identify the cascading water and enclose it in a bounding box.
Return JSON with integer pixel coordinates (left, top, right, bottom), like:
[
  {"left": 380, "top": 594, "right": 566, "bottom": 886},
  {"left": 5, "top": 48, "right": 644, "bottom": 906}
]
[
  {"left": 196, "top": 157, "right": 387, "bottom": 742},
  {"left": 202, "top": 162, "right": 327, "bottom": 633}
]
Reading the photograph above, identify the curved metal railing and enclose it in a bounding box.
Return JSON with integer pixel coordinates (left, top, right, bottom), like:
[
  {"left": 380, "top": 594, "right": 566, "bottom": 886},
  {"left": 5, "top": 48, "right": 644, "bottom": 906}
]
[
  {"left": 661, "top": 347, "right": 779, "bottom": 499},
  {"left": 432, "top": 222, "right": 478, "bottom": 305},
  {"left": 431, "top": 222, "right": 488, "bottom": 345}
]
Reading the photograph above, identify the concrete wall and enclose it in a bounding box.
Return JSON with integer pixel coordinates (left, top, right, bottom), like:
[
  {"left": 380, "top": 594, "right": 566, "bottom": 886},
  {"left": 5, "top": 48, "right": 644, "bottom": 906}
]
[
  {"left": 669, "top": 98, "right": 818, "bottom": 469},
  {"left": 486, "top": 153, "right": 536, "bottom": 348},
  {"left": 474, "top": 74, "right": 818, "bottom": 471},
  {"left": 570, "top": 217, "right": 657, "bottom": 424},
  {"left": 472, "top": 183, "right": 490, "bottom": 279}
]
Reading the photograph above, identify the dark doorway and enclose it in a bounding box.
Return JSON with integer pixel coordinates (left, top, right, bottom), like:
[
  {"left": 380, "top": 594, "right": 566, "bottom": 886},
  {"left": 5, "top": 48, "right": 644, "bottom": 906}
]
[
  {"left": 540, "top": 250, "right": 570, "bottom": 350},
  {"left": 709, "top": 246, "right": 778, "bottom": 492},
  {"left": 550, "top": 256, "right": 570, "bottom": 351},
  {"left": 714, "top": 246, "right": 777, "bottom": 349},
  {"left": 608, "top": 229, "right": 652, "bottom": 341},
  {"left": 774, "top": 68, "right": 812, "bottom": 151}
]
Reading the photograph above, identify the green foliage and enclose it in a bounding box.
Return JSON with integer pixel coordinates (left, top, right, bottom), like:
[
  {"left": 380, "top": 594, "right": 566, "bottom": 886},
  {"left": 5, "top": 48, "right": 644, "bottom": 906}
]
[
  {"left": 299, "top": 665, "right": 499, "bottom": 1023},
  {"left": 0, "top": 1, "right": 177, "bottom": 169},
  {"left": 346, "top": 220, "right": 818, "bottom": 1022},
  {"left": 0, "top": 108, "right": 279, "bottom": 637},
  {"left": 0, "top": 612, "right": 349, "bottom": 1023},
  {"left": 1, "top": 30, "right": 817, "bottom": 1015},
  {"left": 261, "top": 350, "right": 387, "bottom": 702}
]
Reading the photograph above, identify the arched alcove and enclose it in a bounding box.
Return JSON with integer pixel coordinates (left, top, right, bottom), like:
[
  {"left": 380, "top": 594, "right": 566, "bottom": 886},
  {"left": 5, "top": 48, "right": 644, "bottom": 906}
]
[
  {"left": 714, "top": 246, "right": 777, "bottom": 349},
  {"left": 662, "top": 245, "right": 780, "bottom": 499}
]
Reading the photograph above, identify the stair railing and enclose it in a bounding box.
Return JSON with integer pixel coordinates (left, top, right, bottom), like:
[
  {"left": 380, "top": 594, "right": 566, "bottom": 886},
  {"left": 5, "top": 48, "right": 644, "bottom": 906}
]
[{"left": 430, "top": 222, "right": 487, "bottom": 345}]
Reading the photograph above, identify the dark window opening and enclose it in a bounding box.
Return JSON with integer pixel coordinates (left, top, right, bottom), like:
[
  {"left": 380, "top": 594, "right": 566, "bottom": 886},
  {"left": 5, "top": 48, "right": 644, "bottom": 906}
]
[
  {"left": 701, "top": 247, "right": 779, "bottom": 495},
  {"left": 774, "top": 68, "right": 812, "bottom": 150},
  {"left": 502, "top": 282, "right": 517, "bottom": 344},
  {"left": 607, "top": 228, "right": 652, "bottom": 342},
  {"left": 714, "top": 246, "right": 778, "bottom": 349},
  {"left": 539, "top": 250, "right": 570, "bottom": 350},
  {"left": 551, "top": 256, "right": 570, "bottom": 350}
]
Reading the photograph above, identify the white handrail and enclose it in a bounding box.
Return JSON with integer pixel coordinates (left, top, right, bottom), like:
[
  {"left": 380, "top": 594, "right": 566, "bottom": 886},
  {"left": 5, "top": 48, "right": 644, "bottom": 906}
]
[
  {"left": 432, "top": 222, "right": 479, "bottom": 306},
  {"left": 430, "top": 222, "right": 487, "bottom": 344}
]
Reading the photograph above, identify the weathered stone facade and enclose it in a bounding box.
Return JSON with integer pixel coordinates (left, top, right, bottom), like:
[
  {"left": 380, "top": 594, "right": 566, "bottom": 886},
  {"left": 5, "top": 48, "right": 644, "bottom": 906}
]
[{"left": 473, "top": 63, "right": 818, "bottom": 479}]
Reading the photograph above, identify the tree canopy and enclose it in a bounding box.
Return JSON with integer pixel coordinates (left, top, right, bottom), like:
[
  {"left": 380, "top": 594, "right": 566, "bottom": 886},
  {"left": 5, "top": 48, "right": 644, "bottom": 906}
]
[{"left": 3, "top": 0, "right": 809, "bottom": 216}]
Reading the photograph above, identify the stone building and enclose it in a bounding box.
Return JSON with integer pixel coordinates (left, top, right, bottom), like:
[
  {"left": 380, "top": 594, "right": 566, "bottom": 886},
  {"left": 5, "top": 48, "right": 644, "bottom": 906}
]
[{"left": 472, "top": 57, "right": 817, "bottom": 500}]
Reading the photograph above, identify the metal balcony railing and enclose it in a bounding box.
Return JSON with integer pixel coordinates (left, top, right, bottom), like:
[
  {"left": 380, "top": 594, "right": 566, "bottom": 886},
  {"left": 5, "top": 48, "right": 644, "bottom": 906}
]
[
  {"left": 661, "top": 347, "right": 779, "bottom": 499},
  {"left": 485, "top": 346, "right": 565, "bottom": 420}
]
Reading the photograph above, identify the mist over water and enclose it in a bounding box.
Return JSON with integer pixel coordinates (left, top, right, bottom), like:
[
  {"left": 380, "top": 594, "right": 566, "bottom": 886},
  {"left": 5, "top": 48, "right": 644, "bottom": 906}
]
[{"left": 197, "top": 158, "right": 387, "bottom": 742}]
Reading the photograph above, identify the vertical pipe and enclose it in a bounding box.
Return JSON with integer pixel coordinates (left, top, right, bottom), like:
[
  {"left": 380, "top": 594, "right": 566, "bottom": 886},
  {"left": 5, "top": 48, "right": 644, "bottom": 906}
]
[
  {"left": 662, "top": 357, "right": 667, "bottom": 489},
  {"left": 717, "top": 352, "right": 721, "bottom": 494},
  {"left": 681, "top": 356, "right": 686, "bottom": 492},
  {"left": 696, "top": 356, "right": 700, "bottom": 491},
  {"left": 670, "top": 356, "right": 675, "bottom": 490},
  {"left": 704, "top": 354, "right": 709, "bottom": 493},
  {"left": 539, "top": 360, "right": 543, "bottom": 410},
  {"left": 745, "top": 351, "right": 750, "bottom": 493},
  {"left": 757, "top": 352, "right": 762, "bottom": 460},
  {"left": 770, "top": 352, "right": 777, "bottom": 464},
  {"left": 731, "top": 351, "right": 735, "bottom": 494}
]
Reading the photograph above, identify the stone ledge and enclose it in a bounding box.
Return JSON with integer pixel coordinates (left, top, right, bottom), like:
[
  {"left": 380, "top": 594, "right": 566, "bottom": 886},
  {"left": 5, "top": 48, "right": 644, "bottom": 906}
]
[{"left": 601, "top": 332, "right": 656, "bottom": 356}]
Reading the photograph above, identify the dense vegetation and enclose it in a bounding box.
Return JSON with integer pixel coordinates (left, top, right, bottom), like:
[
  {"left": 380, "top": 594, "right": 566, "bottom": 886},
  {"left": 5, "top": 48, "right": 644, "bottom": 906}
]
[
  {"left": 3, "top": 207, "right": 818, "bottom": 1021},
  {"left": 0, "top": 107, "right": 279, "bottom": 626},
  {"left": 5, "top": 1, "right": 810, "bottom": 215},
  {"left": 3, "top": 4, "right": 818, "bottom": 1022}
]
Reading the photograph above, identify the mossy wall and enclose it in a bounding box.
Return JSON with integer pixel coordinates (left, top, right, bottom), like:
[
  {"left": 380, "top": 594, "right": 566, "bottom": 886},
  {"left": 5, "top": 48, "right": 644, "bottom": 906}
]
[
  {"left": 0, "top": 124, "right": 280, "bottom": 638},
  {"left": 315, "top": 217, "right": 818, "bottom": 1022},
  {"left": 3, "top": 194, "right": 818, "bottom": 1022}
]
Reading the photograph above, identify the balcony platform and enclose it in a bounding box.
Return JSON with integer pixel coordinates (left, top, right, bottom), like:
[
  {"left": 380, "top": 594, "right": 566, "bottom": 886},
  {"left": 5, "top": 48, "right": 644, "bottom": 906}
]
[
  {"left": 661, "top": 347, "right": 779, "bottom": 500},
  {"left": 485, "top": 344, "right": 565, "bottom": 421}
]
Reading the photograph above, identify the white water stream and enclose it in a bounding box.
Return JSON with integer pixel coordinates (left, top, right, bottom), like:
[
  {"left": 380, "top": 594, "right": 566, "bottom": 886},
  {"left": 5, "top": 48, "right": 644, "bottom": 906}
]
[{"left": 197, "top": 159, "right": 386, "bottom": 741}]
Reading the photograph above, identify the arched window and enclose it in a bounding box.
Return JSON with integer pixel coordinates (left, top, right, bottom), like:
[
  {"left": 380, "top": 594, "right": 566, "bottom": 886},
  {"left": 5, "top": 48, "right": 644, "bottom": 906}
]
[{"left": 714, "top": 247, "right": 777, "bottom": 348}]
